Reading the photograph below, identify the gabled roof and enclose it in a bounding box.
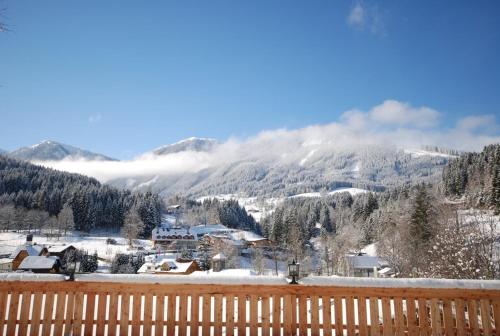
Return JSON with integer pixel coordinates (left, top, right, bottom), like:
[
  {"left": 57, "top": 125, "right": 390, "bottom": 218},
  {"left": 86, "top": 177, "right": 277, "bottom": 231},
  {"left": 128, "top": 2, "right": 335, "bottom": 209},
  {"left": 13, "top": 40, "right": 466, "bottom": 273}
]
[
  {"left": 48, "top": 245, "right": 75, "bottom": 253},
  {"left": 18, "top": 256, "right": 58, "bottom": 270},
  {"left": 10, "top": 244, "right": 46, "bottom": 258}
]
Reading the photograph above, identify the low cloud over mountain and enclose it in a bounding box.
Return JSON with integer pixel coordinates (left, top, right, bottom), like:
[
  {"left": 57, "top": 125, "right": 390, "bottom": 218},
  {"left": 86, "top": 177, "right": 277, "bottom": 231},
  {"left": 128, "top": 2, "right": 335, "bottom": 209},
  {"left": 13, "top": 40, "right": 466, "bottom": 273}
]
[{"left": 29, "top": 100, "right": 500, "bottom": 196}]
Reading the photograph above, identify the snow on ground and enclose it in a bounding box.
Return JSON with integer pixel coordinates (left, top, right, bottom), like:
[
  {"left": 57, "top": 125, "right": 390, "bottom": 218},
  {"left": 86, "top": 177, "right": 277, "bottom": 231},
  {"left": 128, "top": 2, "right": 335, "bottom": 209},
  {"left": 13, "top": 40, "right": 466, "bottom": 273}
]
[
  {"left": 290, "top": 187, "right": 369, "bottom": 199},
  {"left": 135, "top": 175, "right": 159, "bottom": 190},
  {"left": 0, "top": 231, "right": 153, "bottom": 262},
  {"left": 361, "top": 243, "right": 378, "bottom": 257},
  {"left": 196, "top": 194, "right": 282, "bottom": 223},
  {"left": 299, "top": 149, "right": 317, "bottom": 166},
  {"left": 404, "top": 148, "right": 458, "bottom": 158},
  {"left": 457, "top": 209, "right": 500, "bottom": 234}
]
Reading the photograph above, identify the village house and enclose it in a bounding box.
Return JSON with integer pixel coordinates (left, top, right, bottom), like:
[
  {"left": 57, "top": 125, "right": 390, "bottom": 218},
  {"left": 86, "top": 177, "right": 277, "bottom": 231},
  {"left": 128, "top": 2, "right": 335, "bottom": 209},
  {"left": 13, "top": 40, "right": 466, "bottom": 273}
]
[
  {"left": 137, "top": 257, "right": 201, "bottom": 275},
  {"left": 48, "top": 244, "right": 76, "bottom": 260},
  {"left": 342, "top": 253, "right": 390, "bottom": 278},
  {"left": 10, "top": 235, "right": 49, "bottom": 271}
]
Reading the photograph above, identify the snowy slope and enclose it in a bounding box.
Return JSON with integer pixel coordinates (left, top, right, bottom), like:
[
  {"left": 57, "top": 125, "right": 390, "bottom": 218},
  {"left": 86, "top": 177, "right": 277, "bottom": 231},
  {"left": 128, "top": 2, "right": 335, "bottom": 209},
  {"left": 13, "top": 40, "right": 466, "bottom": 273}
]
[
  {"left": 290, "top": 187, "right": 369, "bottom": 198},
  {"left": 152, "top": 137, "right": 218, "bottom": 156}
]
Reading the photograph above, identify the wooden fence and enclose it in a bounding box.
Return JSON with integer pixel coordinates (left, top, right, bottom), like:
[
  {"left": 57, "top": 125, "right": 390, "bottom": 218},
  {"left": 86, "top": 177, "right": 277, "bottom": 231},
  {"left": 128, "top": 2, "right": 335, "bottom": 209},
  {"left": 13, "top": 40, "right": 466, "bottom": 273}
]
[{"left": 0, "top": 279, "right": 499, "bottom": 335}]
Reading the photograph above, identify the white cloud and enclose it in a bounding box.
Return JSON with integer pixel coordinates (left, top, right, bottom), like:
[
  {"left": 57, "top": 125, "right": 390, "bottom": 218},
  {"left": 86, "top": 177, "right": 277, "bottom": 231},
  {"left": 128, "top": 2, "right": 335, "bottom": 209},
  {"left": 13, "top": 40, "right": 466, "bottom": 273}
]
[
  {"left": 347, "top": 2, "right": 365, "bottom": 29},
  {"left": 347, "top": 1, "right": 385, "bottom": 36},
  {"left": 38, "top": 100, "right": 500, "bottom": 183},
  {"left": 88, "top": 114, "right": 102, "bottom": 123},
  {"left": 368, "top": 100, "right": 441, "bottom": 128},
  {"left": 456, "top": 115, "right": 498, "bottom": 133}
]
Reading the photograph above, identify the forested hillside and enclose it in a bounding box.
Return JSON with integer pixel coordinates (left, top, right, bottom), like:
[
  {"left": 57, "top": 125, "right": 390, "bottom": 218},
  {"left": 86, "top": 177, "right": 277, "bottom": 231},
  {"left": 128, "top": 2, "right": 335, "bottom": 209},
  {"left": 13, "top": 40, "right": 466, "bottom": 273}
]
[
  {"left": 168, "top": 196, "right": 260, "bottom": 233},
  {"left": 443, "top": 144, "right": 500, "bottom": 213},
  {"left": 0, "top": 155, "right": 161, "bottom": 235},
  {"left": 258, "top": 144, "right": 500, "bottom": 279}
]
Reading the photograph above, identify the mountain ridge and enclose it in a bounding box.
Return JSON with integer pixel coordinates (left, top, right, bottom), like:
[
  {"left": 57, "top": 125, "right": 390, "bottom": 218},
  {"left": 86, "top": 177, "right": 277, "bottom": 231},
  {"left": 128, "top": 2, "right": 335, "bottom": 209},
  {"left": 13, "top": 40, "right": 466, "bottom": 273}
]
[{"left": 9, "top": 140, "right": 117, "bottom": 161}]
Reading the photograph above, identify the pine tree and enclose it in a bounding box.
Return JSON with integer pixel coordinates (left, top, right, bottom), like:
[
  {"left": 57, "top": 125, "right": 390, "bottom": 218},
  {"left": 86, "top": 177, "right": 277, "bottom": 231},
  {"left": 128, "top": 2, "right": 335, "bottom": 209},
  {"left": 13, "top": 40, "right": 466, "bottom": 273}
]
[
  {"left": 197, "top": 236, "right": 212, "bottom": 270},
  {"left": 319, "top": 205, "right": 334, "bottom": 233},
  {"left": 409, "top": 185, "right": 434, "bottom": 247}
]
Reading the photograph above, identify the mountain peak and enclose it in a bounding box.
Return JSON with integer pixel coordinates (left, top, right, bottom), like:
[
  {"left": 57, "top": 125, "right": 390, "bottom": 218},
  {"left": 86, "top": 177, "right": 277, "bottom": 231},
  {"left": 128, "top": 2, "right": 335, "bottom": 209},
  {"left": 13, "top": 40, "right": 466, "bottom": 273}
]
[
  {"left": 152, "top": 137, "right": 218, "bottom": 156},
  {"left": 10, "top": 141, "right": 116, "bottom": 161}
]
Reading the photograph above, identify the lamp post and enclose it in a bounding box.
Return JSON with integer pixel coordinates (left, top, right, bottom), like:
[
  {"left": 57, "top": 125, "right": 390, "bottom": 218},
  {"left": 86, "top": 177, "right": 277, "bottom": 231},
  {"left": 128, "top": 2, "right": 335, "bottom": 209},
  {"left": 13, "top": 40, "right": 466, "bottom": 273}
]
[
  {"left": 66, "top": 260, "right": 81, "bottom": 281},
  {"left": 288, "top": 259, "right": 300, "bottom": 285}
]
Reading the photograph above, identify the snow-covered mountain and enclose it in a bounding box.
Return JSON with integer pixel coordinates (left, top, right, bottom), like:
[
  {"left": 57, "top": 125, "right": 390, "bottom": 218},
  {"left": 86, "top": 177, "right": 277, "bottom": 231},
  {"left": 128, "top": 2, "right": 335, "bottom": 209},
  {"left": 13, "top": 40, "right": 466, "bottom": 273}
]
[
  {"left": 10, "top": 137, "right": 459, "bottom": 199},
  {"left": 109, "top": 140, "right": 455, "bottom": 198},
  {"left": 152, "top": 137, "right": 218, "bottom": 156},
  {"left": 9, "top": 140, "right": 116, "bottom": 161}
]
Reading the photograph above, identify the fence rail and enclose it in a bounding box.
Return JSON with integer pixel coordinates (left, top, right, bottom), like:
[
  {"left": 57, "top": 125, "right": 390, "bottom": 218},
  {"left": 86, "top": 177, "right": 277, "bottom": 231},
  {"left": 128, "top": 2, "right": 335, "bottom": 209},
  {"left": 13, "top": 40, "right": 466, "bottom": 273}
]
[{"left": 0, "top": 279, "right": 499, "bottom": 335}]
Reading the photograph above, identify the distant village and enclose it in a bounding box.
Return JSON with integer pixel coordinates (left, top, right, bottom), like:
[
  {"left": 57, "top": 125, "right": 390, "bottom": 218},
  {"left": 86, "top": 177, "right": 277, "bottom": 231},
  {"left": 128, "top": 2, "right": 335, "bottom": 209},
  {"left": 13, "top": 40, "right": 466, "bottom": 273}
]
[{"left": 0, "top": 204, "right": 393, "bottom": 279}]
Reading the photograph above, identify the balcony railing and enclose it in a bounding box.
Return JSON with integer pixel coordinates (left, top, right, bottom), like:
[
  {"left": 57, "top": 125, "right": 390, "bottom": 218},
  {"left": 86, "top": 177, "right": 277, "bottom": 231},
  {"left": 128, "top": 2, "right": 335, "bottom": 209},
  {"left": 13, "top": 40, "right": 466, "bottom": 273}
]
[{"left": 0, "top": 274, "right": 499, "bottom": 335}]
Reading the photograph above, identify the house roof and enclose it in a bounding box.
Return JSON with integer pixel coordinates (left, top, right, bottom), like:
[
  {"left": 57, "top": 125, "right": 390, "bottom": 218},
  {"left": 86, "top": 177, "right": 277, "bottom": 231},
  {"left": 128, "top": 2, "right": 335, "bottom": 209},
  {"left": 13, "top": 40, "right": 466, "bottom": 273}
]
[
  {"left": 346, "top": 255, "right": 387, "bottom": 269},
  {"left": 48, "top": 245, "right": 75, "bottom": 253},
  {"left": 10, "top": 244, "right": 46, "bottom": 258},
  {"left": 18, "top": 256, "right": 58, "bottom": 270},
  {"left": 212, "top": 253, "right": 226, "bottom": 260},
  {"left": 0, "top": 258, "right": 13, "bottom": 264}
]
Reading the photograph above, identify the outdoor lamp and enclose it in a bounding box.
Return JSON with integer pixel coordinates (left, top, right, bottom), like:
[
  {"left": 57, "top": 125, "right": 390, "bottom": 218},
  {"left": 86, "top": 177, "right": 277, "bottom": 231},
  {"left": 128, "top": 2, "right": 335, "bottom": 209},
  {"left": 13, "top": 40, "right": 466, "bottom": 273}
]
[{"left": 288, "top": 259, "right": 300, "bottom": 284}]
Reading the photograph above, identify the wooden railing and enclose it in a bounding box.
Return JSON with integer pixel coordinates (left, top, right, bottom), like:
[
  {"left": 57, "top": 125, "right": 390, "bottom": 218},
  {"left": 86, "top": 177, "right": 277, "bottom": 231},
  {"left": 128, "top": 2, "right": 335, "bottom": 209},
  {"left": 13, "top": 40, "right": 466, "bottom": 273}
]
[{"left": 0, "top": 276, "right": 499, "bottom": 335}]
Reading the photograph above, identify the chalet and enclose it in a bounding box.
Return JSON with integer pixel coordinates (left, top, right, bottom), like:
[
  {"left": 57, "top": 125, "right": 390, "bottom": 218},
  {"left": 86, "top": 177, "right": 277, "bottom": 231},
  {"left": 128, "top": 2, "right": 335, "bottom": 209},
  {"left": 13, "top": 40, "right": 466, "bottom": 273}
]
[
  {"left": 343, "top": 253, "right": 389, "bottom": 278},
  {"left": 10, "top": 235, "right": 49, "bottom": 271},
  {"left": 211, "top": 253, "right": 226, "bottom": 272},
  {"left": 166, "top": 204, "right": 181, "bottom": 215},
  {"left": 137, "top": 258, "right": 201, "bottom": 275},
  {"left": 17, "top": 256, "right": 61, "bottom": 273},
  {"left": 48, "top": 244, "right": 76, "bottom": 259},
  {"left": 152, "top": 226, "right": 197, "bottom": 250}
]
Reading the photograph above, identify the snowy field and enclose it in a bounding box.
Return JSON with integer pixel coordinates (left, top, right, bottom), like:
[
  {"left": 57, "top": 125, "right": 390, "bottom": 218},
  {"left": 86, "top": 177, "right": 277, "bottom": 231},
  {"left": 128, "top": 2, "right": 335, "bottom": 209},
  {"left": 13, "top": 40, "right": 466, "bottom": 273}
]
[{"left": 0, "top": 231, "right": 153, "bottom": 263}]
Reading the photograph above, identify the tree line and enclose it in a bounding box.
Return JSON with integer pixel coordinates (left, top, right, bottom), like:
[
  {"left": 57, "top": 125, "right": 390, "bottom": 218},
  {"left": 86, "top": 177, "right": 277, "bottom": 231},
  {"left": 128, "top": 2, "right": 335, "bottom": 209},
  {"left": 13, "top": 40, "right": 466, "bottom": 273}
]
[{"left": 0, "top": 155, "right": 161, "bottom": 236}]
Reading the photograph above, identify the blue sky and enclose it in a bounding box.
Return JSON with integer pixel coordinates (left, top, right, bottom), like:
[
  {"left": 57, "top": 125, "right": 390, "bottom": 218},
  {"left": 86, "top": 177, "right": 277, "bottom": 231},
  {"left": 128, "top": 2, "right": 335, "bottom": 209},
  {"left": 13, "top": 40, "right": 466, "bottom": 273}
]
[{"left": 1, "top": 1, "right": 499, "bottom": 159}]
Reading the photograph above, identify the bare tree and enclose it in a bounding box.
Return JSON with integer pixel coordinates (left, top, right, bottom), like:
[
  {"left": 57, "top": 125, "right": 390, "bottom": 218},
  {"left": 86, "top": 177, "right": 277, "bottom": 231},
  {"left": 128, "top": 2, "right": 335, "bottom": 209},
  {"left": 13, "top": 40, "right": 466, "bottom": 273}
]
[
  {"left": 252, "top": 247, "right": 265, "bottom": 275},
  {"left": 57, "top": 203, "right": 74, "bottom": 236},
  {"left": 0, "top": 204, "right": 16, "bottom": 231},
  {"left": 121, "top": 207, "right": 145, "bottom": 246}
]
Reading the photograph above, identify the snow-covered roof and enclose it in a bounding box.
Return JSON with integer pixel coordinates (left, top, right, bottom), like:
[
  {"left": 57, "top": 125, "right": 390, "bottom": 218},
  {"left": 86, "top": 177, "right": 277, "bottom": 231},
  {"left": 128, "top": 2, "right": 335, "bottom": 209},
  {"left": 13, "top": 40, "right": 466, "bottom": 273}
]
[
  {"left": 48, "top": 245, "right": 75, "bottom": 253},
  {"left": 228, "top": 230, "right": 265, "bottom": 242},
  {"left": 346, "top": 255, "right": 387, "bottom": 269},
  {"left": 191, "top": 224, "right": 231, "bottom": 236},
  {"left": 212, "top": 253, "right": 226, "bottom": 260},
  {"left": 10, "top": 244, "right": 46, "bottom": 258},
  {"left": 0, "top": 258, "right": 13, "bottom": 264},
  {"left": 18, "top": 256, "right": 58, "bottom": 270}
]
